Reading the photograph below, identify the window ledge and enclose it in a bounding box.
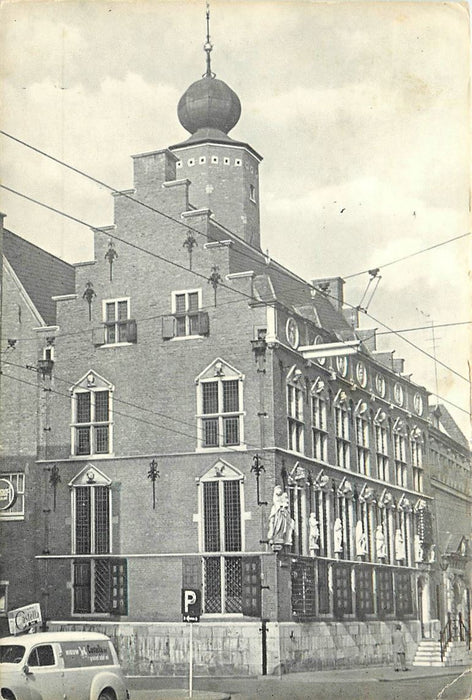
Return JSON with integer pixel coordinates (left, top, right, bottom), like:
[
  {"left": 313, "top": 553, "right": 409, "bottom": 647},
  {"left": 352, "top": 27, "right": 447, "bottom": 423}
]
[
  {"left": 68, "top": 454, "right": 115, "bottom": 460},
  {"left": 196, "top": 445, "right": 247, "bottom": 453},
  {"left": 98, "top": 342, "right": 134, "bottom": 349},
  {"left": 170, "top": 335, "right": 206, "bottom": 342},
  {"left": 0, "top": 515, "right": 25, "bottom": 522}
]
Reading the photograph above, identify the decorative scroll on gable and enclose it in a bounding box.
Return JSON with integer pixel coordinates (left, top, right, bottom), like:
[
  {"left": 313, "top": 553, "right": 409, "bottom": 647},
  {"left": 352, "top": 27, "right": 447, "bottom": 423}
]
[
  {"left": 69, "top": 369, "right": 114, "bottom": 393},
  {"left": 197, "top": 459, "right": 244, "bottom": 483},
  {"left": 68, "top": 463, "right": 112, "bottom": 487},
  {"left": 195, "top": 358, "right": 244, "bottom": 384}
]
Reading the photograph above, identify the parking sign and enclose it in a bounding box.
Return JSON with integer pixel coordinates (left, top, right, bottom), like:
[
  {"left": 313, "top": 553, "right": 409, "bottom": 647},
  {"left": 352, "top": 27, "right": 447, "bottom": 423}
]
[{"left": 181, "top": 588, "right": 201, "bottom": 622}]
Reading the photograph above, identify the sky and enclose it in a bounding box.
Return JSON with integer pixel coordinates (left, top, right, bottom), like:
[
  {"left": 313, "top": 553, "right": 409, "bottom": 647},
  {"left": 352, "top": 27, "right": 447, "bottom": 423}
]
[{"left": 0, "top": 0, "right": 470, "bottom": 437}]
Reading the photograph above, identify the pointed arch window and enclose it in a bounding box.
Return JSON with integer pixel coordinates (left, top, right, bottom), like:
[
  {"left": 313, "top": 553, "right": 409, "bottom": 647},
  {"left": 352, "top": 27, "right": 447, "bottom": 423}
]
[
  {"left": 393, "top": 419, "right": 407, "bottom": 487},
  {"left": 70, "top": 371, "right": 114, "bottom": 456},
  {"left": 311, "top": 379, "right": 328, "bottom": 462}
]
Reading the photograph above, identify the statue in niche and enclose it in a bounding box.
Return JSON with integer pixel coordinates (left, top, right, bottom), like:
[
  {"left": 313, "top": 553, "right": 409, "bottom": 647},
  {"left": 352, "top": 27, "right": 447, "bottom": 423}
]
[
  {"left": 334, "top": 518, "right": 343, "bottom": 553},
  {"left": 356, "top": 520, "right": 367, "bottom": 556},
  {"left": 309, "top": 513, "right": 320, "bottom": 556},
  {"left": 428, "top": 544, "right": 436, "bottom": 563},
  {"left": 376, "top": 525, "right": 387, "bottom": 559},
  {"left": 395, "top": 528, "right": 406, "bottom": 561},
  {"left": 414, "top": 534, "right": 424, "bottom": 563},
  {"left": 267, "top": 486, "right": 294, "bottom": 548}
]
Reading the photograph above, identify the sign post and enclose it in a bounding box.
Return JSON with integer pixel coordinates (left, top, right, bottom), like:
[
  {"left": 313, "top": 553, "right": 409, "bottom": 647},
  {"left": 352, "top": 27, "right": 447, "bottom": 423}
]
[{"left": 181, "top": 588, "right": 201, "bottom": 699}]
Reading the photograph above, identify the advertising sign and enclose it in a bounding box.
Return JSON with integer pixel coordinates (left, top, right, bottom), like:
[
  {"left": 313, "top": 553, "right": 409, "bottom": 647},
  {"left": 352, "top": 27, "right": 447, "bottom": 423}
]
[
  {"left": 0, "top": 478, "right": 14, "bottom": 510},
  {"left": 8, "top": 603, "right": 42, "bottom": 635},
  {"left": 181, "top": 588, "right": 201, "bottom": 622},
  {"left": 61, "top": 641, "right": 113, "bottom": 668}
]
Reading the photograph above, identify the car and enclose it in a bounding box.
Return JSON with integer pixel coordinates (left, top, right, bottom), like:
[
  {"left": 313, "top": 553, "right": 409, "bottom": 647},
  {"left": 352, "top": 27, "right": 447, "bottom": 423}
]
[{"left": 0, "top": 630, "right": 129, "bottom": 700}]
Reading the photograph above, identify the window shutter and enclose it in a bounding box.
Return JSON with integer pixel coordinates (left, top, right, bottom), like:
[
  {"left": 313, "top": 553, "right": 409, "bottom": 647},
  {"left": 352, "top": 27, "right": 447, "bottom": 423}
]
[
  {"left": 110, "top": 558, "right": 128, "bottom": 615},
  {"left": 162, "top": 315, "right": 176, "bottom": 340},
  {"left": 241, "top": 556, "right": 261, "bottom": 617},
  {"left": 126, "top": 319, "right": 138, "bottom": 343},
  {"left": 73, "top": 559, "right": 91, "bottom": 613},
  {"left": 197, "top": 311, "right": 210, "bottom": 335},
  {"left": 182, "top": 556, "right": 202, "bottom": 590},
  {"left": 92, "top": 327, "right": 105, "bottom": 346}
]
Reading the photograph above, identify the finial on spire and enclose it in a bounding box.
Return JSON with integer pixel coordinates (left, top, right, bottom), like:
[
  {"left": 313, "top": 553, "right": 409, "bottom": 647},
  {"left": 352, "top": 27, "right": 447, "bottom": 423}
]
[{"left": 203, "top": 1, "right": 215, "bottom": 78}]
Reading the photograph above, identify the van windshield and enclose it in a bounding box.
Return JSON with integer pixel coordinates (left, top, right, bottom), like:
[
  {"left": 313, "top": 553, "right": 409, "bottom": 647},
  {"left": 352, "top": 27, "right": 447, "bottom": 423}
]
[{"left": 0, "top": 645, "right": 26, "bottom": 663}]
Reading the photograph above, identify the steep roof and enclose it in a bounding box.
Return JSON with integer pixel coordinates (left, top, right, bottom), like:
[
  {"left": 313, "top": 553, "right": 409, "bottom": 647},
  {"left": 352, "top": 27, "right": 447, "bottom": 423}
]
[
  {"left": 2, "top": 229, "right": 75, "bottom": 326},
  {"left": 430, "top": 404, "right": 470, "bottom": 450}
]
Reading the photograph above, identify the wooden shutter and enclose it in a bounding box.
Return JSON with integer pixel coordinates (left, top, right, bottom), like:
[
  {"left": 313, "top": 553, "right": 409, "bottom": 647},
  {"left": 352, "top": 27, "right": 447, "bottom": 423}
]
[
  {"left": 92, "top": 326, "right": 105, "bottom": 346},
  {"left": 197, "top": 311, "right": 210, "bottom": 335},
  {"left": 110, "top": 558, "right": 128, "bottom": 615},
  {"left": 182, "top": 556, "right": 202, "bottom": 589},
  {"left": 241, "top": 556, "right": 261, "bottom": 617},
  {"left": 73, "top": 559, "right": 91, "bottom": 613},
  {"left": 162, "top": 315, "right": 175, "bottom": 340},
  {"left": 126, "top": 319, "right": 137, "bottom": 343}
]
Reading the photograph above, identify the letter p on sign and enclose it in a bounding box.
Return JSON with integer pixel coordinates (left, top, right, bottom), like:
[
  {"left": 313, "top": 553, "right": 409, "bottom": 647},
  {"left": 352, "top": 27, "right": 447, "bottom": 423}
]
[{"left": 181, "top": 588, "right": 201, "bottom": 622}]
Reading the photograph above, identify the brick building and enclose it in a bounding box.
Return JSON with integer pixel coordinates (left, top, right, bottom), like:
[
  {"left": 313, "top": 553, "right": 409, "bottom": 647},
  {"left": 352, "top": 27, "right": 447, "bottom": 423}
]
[{"left": 0, "top": 41, "right": 470, "bottom": 674}]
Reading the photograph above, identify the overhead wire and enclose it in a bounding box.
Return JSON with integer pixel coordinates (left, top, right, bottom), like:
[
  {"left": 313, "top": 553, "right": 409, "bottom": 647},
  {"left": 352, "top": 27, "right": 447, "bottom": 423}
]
[{"left": 1, "top": 133, "right": 470, "bottom": 406}]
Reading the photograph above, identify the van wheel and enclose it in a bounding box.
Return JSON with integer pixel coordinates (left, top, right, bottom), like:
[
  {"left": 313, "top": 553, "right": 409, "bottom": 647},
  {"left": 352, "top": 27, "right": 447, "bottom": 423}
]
[{"left": 98, "top": 690, "right": 116, "bottom": 700}]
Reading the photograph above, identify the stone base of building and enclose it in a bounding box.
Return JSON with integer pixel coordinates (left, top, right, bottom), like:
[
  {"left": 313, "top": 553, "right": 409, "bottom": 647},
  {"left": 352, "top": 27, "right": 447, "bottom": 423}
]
[{"left": 48, "top": 618, "right": 423, "bottom": 676}]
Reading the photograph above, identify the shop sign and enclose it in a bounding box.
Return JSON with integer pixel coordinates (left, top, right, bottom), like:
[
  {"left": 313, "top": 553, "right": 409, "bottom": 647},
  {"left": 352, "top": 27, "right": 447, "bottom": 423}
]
[
  {"left": 0, "top": 478, "right": 14, "bottom": 510},
  {"left": 8, "top": 603, "right": 42, "bottom": 635}
]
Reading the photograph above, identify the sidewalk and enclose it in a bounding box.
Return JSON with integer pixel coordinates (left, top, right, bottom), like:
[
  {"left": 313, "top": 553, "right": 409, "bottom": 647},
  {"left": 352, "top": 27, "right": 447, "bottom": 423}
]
[{"left": 127, "top": 663, "right": 471, "bottom": 697}]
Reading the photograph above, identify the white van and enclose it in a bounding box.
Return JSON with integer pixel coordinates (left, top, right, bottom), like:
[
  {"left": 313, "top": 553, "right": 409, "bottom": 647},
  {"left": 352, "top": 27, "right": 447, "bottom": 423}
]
[{"left": 0, "top": 631, "right": 129, "bottom": 700}]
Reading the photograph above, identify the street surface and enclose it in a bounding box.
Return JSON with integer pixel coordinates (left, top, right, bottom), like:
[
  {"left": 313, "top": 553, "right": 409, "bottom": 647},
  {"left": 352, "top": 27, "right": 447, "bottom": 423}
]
[{"left": 128, "top": 667, "right": 472, "bottom": 700}]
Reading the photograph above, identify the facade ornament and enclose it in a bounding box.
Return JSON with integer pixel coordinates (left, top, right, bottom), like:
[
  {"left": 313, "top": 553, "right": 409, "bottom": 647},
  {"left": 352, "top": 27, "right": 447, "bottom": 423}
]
[
  {"left": 356, "top": 520, "right": 367, "bottom": 556},
  {"left": 395, "top": 528, "right": 406, "bottom": 561},
  {"left": 104, "top": 240, "right": 118, "bottom": 281},
  {"left": 375, "top": 525, "right": 387, "bottom": 559},
  {"left": 308, "top": 513, "right": 320, "bottom": 556},
  {"left": 314, "top": 470, "right": 330, "bottom": 491},
  {"left": 82, "top": 282, "right": 96, "bottom": 321},
  {"left": 147, "top": 458, "right": 160, "bottom": 510},
  {"left": 267, "top": 486, "right": 294, "bottom": 550},
  {"left": 311, "top": 377, "right": 325, "bottom": 394},
  {"left": 414, "top": 534, "right": 424, "bottom": 563},
  {"left": 183, "top": 232, "right": 198, "bottom": 270},
  {"left": 429, "top": 544, "right": 436, "bottom": 563},
  {"left": 359, "top": 484, "right": 376, "bottom": 504},
  {"left": 251, "top": 454, "right": 267, "bottom": 506},
  {"left": 334, "top": 518, "right": 343, "bottom": 553},
  {"left": 337, "top": 477, "right": 353, "bottom": 498},
  {"left": 208, "top": 265, "right": 222, "bottom": 306}
]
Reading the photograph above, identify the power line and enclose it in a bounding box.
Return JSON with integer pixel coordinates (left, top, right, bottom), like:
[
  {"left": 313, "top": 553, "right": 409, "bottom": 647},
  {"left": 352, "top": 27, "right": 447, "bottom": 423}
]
[
  {"left": 1, "top": 153, "right": 469, "bottom": 397},
  {"left": 343, "top": 232, "right": 471, "bottom": 279},
  {"left": 376, "top": 321, "right": 472, "bottom": 336},
  {"left": 0, "top": 184, "right": 256, "bottom": 306}
]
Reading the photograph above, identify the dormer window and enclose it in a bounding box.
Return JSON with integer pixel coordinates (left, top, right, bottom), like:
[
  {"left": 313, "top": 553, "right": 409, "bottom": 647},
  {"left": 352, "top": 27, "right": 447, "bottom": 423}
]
[{"left": 70, "top": 371, "right": 114, "bottom": 457}]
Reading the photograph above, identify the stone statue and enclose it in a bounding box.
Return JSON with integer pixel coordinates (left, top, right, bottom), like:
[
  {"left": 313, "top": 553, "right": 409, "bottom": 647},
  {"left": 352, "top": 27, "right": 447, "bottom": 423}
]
[
  {"left": 395, "top": 528, "right": 406, "bottom": 561},
  {"left": 375, "top": 525, "right": 387, "bottom": 559},
  {"left": 414, "top": 534, "right": 424, "bottom": 563},
  {"left": 309, "top": 513, "right": 320, "bottom": 556},
  {"left": 267, "top": 486, "right": 294, "bottom": 548},
  {"left": 334, "top": 518, "right": 343, "bottom": 553},
  {"left": 356, "top": 520, "right": 367, "bottom": 556},
  {"left": 428, "top": 544, "right": 436, "bottom": 563}
]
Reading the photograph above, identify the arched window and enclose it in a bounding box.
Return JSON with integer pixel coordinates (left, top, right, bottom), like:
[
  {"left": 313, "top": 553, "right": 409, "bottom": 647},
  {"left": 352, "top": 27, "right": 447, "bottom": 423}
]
[{"left": 70, "top": 370, "right": 114, "bottom": 457}]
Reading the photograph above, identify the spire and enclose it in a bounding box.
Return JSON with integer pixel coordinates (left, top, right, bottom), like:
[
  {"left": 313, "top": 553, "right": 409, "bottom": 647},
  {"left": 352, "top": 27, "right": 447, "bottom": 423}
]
[{"left": 203, "top": 1, "right": 215, "bottom": 78}]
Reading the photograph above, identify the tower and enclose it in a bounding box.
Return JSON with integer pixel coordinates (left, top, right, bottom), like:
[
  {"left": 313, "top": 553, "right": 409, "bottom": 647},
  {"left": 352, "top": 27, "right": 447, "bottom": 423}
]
[{"left": 169, "top": 6, "right": 262, "bottom": 249}]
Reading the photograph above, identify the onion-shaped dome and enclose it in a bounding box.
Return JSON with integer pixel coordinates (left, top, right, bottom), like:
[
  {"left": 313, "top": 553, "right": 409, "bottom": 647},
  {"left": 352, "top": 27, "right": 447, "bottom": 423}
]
[{"left": 178, "top": 76, "right": 241, "bottom": 136}]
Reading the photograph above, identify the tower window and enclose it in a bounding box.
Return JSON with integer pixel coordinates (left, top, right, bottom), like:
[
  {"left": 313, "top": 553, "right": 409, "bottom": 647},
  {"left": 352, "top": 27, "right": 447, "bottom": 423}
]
[
  {"left": 249, "top": 185, "right": 256, "bottom": 203},
  {"left": 234, "top": 159, "right": 242, "bottom": 167},
  {"left": 188, "top": 158, "right": 195, "bottom": 167},
  {"left": 176, "top": 161, "right": 183, "bottom": 168},
  {"left": 199, "top": 156, "right": 206, "bottom": 164},
  {"left": 223, "top": 157, "right": 230, "bottom": 165},
  {"left": 211, "top": 155, "right": 219, "bottom": 164}
]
